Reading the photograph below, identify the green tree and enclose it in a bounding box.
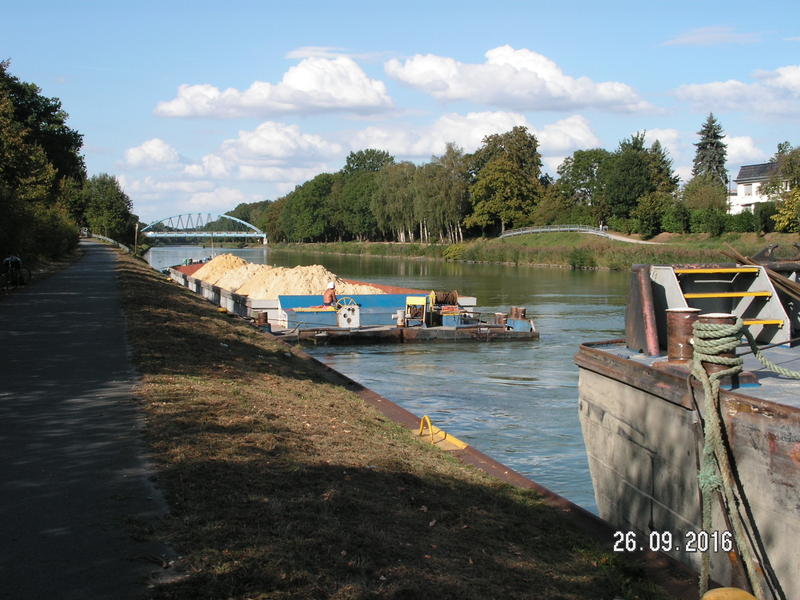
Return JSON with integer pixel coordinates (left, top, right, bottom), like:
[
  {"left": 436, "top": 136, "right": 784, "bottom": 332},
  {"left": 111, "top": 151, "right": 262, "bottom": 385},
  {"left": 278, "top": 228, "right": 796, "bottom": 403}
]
[
  {"left": 466, "top": 127, "right": 543, "bottom": 233},
  {"left": 0, "top": 60, "right": 85, "bottom": 182},
  {"left": 555, "top": 148, "right": 611, "bottom": 209},
  {"left": 632, "top": 191, "right": 672, "bottom": 239},
  {"left": 661, "top": 200, "right": 690, "bottom": 233},
  {"left": 754, "top": 201, "right": 777, "bottom": 234},
  {"left": 691, "top": 113, "right": 728, "bottom": 187},
  {"left": 341, "top": 149, "right": 394, "bottom": 176},
  {"left": 763, "top": 142, "right": 800, "bottom": 199},
  {"left": 771, "top": 187, "right": 800, "bottom": 232},
  {"left": 278, "top": 173, "right": 335, "bottom": 242},
  {"left": 467, "top": 154, "right": 539, "bottom": 233},
  {"left": 690, "top": 208, "right": 727, "bottom": 236},
  {"left": 57, "top": 177, "right": 87, "bottom": 225},
  {"left": 329, "top": 171, "right": 379, "bottom": 241},
  {"left": 372, "top": 161, "right": 417, "bottom": 241},
  {"left": 596, "top": 133, "right": 679, "bottom": 222},
  {"left": 647, "top": 140, "right": 680, "bottom": 194},
  {"left": 83, "top": 174, "right": 133, "bottom": 241},
  {"left": 682, "top": 175, "right": 728, "bottom": 210},
  {"left": 597, "top": 133, "right": 652, "bottom": 220},
  {"left": 261, "top": 197, "right": 287, "bottom": 242},
  {"left": 726, "top": 211, "right": 756, "bottom": 233},
  {"left": 0, "top": 64, "right": 87, "bottom": 258},
  {"left": 0, "top": 91, "right": 65, "bottom": 257},
  {"left": 431, "top": 143, "right": 469, "bottom": 243}
]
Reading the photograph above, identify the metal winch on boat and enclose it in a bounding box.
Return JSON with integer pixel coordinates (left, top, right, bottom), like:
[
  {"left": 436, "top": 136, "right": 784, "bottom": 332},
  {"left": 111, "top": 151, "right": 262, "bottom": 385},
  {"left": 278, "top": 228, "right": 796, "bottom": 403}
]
[{"left": 336, "top": 297, "right": 360, "bottom": 328}]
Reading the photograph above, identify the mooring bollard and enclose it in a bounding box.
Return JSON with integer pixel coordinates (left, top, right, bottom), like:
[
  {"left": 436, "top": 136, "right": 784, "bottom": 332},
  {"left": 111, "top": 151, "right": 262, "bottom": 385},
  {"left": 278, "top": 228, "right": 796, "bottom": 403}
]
[
  {"left": 697, "top": 312, "right": 737, "bottom": 377},
  {"left": 666, "top": 307, "right": 701, "bottom": 362}
]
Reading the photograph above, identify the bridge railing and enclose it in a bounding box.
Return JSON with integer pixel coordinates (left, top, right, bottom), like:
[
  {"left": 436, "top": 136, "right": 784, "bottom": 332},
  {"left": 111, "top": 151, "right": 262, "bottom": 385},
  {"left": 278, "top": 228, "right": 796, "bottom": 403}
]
[
  {"left": 142, "top": 231, "right": 265, "bottom": 238},
  {"left": 499, "top": 224, "right": 608, "bottom": 238}
]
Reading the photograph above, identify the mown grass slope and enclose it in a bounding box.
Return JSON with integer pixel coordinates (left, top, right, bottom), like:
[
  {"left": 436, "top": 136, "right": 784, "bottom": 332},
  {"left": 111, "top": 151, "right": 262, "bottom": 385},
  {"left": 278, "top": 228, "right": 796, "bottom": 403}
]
[{"left": 118, "top": 253, "right": 676, "bottom": 599}]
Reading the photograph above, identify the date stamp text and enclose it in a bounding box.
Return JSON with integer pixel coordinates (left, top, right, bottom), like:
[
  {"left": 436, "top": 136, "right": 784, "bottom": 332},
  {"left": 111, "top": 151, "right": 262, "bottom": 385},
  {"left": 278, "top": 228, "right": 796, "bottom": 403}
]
[{"left": 613, "top": 530, "right": 733, "bottom": 553}]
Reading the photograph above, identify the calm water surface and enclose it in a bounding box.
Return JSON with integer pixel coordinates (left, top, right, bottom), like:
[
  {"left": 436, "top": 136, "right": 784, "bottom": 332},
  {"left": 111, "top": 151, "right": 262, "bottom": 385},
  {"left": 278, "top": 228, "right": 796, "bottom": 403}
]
[{"left": 146, "top": 245, "right": 629, "bottom": 513}]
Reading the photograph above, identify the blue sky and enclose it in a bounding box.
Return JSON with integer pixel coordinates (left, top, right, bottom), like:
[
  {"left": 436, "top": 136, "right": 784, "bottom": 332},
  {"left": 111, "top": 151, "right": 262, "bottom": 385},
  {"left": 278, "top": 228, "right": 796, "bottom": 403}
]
[{"left": 6, "top": 0, "right": 799, "bottom": 223}]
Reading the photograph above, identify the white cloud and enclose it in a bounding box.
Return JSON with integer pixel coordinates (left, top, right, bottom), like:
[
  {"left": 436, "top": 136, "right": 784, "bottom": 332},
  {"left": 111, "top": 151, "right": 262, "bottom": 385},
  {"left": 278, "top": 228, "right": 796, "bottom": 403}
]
[
  {"left": 184, "top": 121, "right": 342, "bottom": 180},
  {"left": 124, "top": 138, "right": 180, "bottom": 168},
  {"left": 348, "top": 112, "right": 601, "bottom": 170},
  {"left": 542, "top": 156, "right": 565, "bottom": 174},
  {"left": 222, "top": 121, "right": 342, "bottom": 161},
  {"left": 237, "top": 165, "right": 328, "bottom": 183},
  {"left": 643, "top": 128, "right": 682, "bottom": 159},
  {"left": 756, "top": 65, "right": 800, "bottom": 94},
  {"left": 120, "top": 175, "right": 214, "bottom": 196},
  {"left": 155, "top": 56, "right": 393, "bottom": 118},
  {"left": 536, "top": 115, "right": 601, "bottom": 154},
  {"left": 663, "top": 25, "right": 760, "bottom": 46},
  {"left": 674, "top": 65, "right": 800, "bottom": 116},
  {"left": 285, "top": 46, "right": 386, "bottom": 61},
  {"left": 384, "top": 45, "right": 655, "bottom": 113},
  {"left": 286, "top": 46, "right": 350, "bottom": 59},
  {"left": 675, "top": 165, "right": 693, "bottom": 183},
  {"left": 186, "top": 187, "right": 252, "bottom": 210},
  {"left": 184, "top": 154, "right": 231, "bottom": 179},
  {"left": 349, "top": 111, "right": 530, "bottom": 157},
  {"left": 725, "top": 135, "right": 769, "bottom": 166}
]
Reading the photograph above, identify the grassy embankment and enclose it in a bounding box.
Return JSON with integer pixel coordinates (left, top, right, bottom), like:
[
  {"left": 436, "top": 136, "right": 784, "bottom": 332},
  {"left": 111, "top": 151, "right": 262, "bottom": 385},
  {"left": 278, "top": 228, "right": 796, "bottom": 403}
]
[
  {"left": 270, "top": 231, "right": 800, "bottom": 270},
  {"left": 117, "top": 252, "right": 675, "bottom": 599}
]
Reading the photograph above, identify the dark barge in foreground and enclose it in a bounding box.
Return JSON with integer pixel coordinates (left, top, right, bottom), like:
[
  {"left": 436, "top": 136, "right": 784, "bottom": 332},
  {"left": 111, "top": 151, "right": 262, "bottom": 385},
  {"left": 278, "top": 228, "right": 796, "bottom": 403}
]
[{"left": 576, "top": 259, "right": 800, "bottom": 599}]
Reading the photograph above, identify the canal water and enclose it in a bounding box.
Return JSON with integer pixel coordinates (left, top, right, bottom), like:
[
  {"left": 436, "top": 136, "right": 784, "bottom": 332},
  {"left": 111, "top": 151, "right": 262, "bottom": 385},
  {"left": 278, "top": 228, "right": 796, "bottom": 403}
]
[{"left": 146, "top": 245, "right": 629, "bottom": 514}]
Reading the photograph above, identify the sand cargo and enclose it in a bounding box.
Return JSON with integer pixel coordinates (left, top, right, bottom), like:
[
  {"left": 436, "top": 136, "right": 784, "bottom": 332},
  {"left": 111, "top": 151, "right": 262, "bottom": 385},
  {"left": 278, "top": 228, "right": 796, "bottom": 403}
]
[{"left": 168, "top": 254, "right": 537, "bottom": 343}]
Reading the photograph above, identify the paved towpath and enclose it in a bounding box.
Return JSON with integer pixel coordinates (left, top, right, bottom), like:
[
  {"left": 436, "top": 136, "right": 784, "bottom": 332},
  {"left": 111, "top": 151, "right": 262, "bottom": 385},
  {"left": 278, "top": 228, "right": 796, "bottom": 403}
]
[{"left": 0, "top": 241, "right": 169, "bottom": 599}]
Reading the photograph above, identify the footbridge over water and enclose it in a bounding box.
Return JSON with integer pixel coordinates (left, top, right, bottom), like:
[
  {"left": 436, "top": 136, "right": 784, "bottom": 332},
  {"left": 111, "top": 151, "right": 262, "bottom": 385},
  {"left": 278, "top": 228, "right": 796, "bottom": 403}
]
[
  {"left": 499, "top": 224, "right": 660, "bottom": 245},
  {"left": 141, "top": 213, "right": 267, "bottom": 244}
]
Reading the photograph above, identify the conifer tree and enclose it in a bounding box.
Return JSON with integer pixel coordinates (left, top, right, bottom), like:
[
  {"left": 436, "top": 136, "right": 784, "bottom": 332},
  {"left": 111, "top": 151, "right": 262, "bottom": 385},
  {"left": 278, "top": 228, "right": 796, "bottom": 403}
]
[{"left": 692, "top": 113, "right": 728, "bottom": 186}]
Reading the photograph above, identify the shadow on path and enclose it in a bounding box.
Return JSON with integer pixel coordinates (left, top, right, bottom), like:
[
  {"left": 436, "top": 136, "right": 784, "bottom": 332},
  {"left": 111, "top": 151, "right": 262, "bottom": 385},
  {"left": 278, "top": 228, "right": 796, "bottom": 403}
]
[{"left": 0, "top": 241, "right": 169, "bottom": 600}]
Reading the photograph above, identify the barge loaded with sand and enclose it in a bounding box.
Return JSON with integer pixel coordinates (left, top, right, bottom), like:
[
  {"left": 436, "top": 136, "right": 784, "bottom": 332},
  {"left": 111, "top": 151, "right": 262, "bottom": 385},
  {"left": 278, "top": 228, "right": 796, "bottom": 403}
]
[
  {"left": 168, "top": 254, "right": 538, "bottom": 343},
  {"left": 575, "top": 249, "right": 800, "bottom": 599}
]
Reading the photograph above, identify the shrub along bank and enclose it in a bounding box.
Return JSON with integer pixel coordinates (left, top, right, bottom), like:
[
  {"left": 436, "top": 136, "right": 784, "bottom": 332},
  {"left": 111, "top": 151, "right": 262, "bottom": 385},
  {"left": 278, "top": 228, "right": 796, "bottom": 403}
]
[
  {"left": 269, "top": 231, "right": 797, "bottom": 270},
  {"left": 116, "top": 252, "right": 674, "bottom": 599}
]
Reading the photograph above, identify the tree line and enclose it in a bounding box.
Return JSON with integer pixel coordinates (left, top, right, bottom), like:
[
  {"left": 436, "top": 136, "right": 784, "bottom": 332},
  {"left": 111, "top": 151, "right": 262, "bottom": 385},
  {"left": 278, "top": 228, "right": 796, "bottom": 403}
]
[
  {"left": 1, "top": 62, "right": 135, "bottom": 261},
  {"left": 233, "top": 114, "right": 799, "bottom": 242}
]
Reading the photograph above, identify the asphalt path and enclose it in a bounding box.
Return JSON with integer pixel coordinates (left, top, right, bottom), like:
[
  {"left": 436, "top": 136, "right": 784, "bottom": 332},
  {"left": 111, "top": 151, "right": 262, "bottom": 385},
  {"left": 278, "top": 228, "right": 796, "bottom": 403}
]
[{"left": 0, "top": 241, "right": 170, "bottom": 599}]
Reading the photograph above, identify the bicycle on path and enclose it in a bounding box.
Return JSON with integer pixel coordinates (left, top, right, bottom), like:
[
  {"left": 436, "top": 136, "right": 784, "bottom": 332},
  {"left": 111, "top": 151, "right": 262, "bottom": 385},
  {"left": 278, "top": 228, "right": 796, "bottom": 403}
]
[{"left": 1, "top": 255, "right": 31, "bottom": 290}]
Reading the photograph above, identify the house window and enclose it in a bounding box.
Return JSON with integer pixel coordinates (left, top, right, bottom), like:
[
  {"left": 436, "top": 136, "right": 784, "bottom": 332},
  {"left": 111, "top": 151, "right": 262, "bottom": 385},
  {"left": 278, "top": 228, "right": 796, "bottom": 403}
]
[{"left": 742, "top": 184, "right": 752, "bottom": 196}]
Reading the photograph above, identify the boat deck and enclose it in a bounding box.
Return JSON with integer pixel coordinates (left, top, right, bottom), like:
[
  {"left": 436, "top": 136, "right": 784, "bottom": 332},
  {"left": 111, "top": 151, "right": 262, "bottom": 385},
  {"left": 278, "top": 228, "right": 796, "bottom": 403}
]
[
  {"left": 592, "top": 340, "right": 800, "bottom": 409},
  {"left": 271, "top": 323, "right": 539, "bottom": 344}
]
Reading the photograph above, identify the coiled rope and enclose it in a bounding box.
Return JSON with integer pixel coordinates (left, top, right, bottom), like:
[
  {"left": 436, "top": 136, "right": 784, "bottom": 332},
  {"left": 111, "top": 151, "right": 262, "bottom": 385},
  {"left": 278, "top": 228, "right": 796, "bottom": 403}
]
[{"left": 691, "top": 318, "right": 800, "bottom": 598}]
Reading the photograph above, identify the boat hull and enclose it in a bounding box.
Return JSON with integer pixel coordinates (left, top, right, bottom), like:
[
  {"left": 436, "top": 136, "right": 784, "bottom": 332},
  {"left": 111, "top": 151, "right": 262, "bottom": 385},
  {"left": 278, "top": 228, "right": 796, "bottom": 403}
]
[{"left": 576, "top": 341, "right": 800, "bottom": 599}]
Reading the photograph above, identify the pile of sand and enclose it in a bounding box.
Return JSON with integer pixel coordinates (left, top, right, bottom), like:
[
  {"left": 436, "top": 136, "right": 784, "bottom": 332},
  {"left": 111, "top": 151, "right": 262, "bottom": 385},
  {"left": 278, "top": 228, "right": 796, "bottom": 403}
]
[
  {"left": 193, "top": 254, "right": 249, "bottom": 285},
  {"left": 237, "top": 264, "right": 382, "bottom": 299},
  {"left": 192, "top": 253, "right": 383, "bottom": 299},
  {"left": 214, "top": 263, "right": 271, "bottom": 293}
]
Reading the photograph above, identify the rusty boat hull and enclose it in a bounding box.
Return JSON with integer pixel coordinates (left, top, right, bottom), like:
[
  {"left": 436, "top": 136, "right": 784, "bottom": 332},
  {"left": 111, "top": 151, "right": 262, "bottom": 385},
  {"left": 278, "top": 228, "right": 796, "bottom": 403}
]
[{"left": 576, "top": 261, "right": 800, "bottom": 599}]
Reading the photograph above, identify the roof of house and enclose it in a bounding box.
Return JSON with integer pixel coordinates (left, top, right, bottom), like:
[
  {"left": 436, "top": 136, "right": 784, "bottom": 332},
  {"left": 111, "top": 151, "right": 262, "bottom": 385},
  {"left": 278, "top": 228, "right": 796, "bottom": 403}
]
[{"left": 734, "top": 162, "right": 778, "bottom": 183}]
